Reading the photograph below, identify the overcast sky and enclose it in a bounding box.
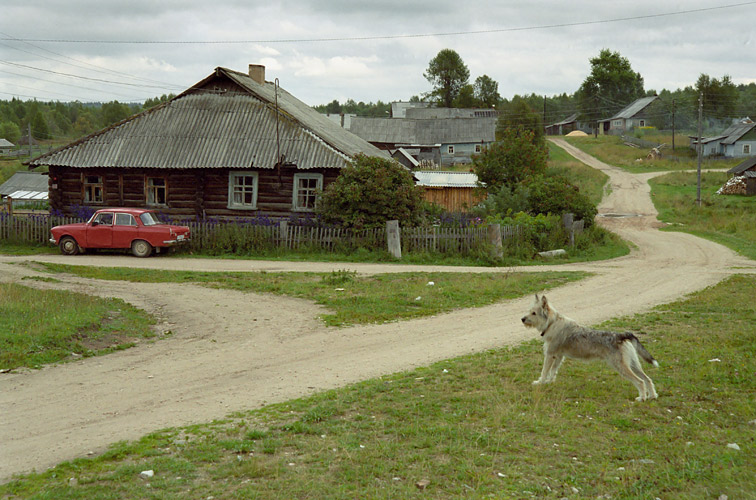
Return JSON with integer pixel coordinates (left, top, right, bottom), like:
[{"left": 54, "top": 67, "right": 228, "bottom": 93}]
[{"left": 2, "top": 1, "right": 755, "bottom": 108}]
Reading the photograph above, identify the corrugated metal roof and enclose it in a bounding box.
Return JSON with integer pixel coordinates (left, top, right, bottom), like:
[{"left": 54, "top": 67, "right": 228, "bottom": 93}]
[
  {"left": 728, "top": 156, "right": 756, "bottom": 174},
  {"left": 720, "top": 122, "right": 756, "bottom": 145},
  {"left": 601, "top": 96, "right": 658, "bottom": 121},
  {"left": 414, "top": 171, "right": 479, "bottom": 188},
  {"left": 29, "top": 67, "right": 387, "bottom": 170},
  {"left": 0, "top": 171, "right": 47, "bottom": 196},
  {"left": 7, "top": 190, "right": 48, "bottom": 201},
  {"left": 348, "top": 116, "right": 496, "bottom": 145}
]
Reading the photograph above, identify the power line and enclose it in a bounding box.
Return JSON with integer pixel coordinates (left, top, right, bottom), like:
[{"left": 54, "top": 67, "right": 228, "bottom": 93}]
[{"left": 3, "top": 2, "right": 754, "bottom": 45}]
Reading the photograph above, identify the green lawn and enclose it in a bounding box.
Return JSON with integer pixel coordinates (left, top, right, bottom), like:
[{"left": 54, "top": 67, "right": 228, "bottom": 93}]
[
  {"left": 650, "top": 171, "right": 756, "bottom": 260},
  {"left": 3, "top": 274, "right": 754, "bottom": 498},
  {"left": 563, "top": 135, "right": 740, "bottom": 173}
]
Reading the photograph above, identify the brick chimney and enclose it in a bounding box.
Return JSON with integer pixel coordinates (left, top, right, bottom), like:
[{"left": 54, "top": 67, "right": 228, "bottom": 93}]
[{"left": 248, "top": 64, "right": 265, "bottom": 84}]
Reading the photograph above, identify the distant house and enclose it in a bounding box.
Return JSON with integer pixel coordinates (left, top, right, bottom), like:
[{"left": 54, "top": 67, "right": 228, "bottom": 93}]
[
  {"left": 27, "top": 65, "right": 387, "bottom": 219},
  {"left": 545, "top": 114, "right": 589, "bottom": 136},
  {"left": 0, "top": 139, "right": 14, "bottom": 155},
  {"left": 597, "top": 96, "right": 658, "bottom": 135},
  {"left": 348, "top": 113, "right": 496, "bottom": 167},
  {"left": 727, "top": 156, "right": 756, "bottom": 195},
  {"left": 413, "top": 171, "right": 484, "bottom": 212},
  {"left": 0, "top": 171, "right": 48, "bottom": 212},
  {"left": 690, "top": 119, "right": 756, "bottom": 158}
]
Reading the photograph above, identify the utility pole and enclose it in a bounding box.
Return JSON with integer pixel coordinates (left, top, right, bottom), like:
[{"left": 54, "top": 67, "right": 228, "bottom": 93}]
[
  {"left": 671, "top": 99, "right": 676, "bottom": 152},
  {"left": 696, "top": 92, "right": 703, "bottom": 207},
  {"left": 28, "top": 123, "right": 32, "bottom": 158}
]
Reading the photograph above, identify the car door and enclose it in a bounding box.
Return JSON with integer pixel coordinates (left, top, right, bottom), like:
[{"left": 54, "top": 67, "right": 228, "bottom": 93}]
[
  {"left": 86, "top": 212, "right": 114, "bottom": 248},
  {"left": 112, "top": 212, "right": 138, "bottom": 248}
]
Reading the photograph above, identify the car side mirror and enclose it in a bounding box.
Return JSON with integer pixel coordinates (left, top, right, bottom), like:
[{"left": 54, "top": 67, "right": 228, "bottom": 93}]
[{"left": 91, "top": 221, "right": 99, "bottom": 226}]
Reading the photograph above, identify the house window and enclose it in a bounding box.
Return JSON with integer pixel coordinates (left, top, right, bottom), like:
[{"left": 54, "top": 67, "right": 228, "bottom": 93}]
[
  {"left": 639, "top": 120, "right": 645, "bottom": 127},
  {"left": 83, "top": 175, "right": 103, "bottom": 204},
  {"left": 146, "top": 177, "right": 167, "bottom": 206},
  {"left": 474, "top": 144, "right": 482, "bottom": 154},
  {"left": 448, "top": 145, "right": 455, "bottom": 154},
  {"left": 292, "top": 173, "right": 323, "bottom": 211},
  {"left": 744, "top": 144, "right": 751, "bottom": 154},
  {"left": 228, "top": 171, "right": 258, "bottom": 209}
]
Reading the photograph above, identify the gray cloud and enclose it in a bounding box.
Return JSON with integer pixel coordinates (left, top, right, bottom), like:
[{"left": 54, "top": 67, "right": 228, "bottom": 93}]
[{"left": 2, "top": 1, "right": 754, "bottom": 105}]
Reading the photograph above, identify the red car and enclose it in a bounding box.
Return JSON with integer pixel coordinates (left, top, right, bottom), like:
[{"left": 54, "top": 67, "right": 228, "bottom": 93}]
[{"left": 50, "top": 208, "right": 191, "bottom": 257}]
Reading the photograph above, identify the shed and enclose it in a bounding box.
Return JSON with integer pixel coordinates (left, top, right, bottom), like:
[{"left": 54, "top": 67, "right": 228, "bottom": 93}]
[
  {"left": 0, "top": 139, "right": 14, "bottom": 154},
  {"left": 0, "top": 171, "right": 49, "bottom": 213},
  {"left": 726, "top": 156, "right": 756, "bottom": 195},
  {"left": 413, "top": 171, "right": 483, "bottom": 212},
  {"left": 27, "top": 65, "right": 387, "bottom": 219}
]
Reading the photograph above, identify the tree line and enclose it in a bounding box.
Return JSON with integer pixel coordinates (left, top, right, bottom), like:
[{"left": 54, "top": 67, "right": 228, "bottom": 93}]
[
  {"left": 0, "top": 94, "right": 175, "bottom": 145},
  {"left": 314, "top": 48, "right": 756, "bottom": 135}
]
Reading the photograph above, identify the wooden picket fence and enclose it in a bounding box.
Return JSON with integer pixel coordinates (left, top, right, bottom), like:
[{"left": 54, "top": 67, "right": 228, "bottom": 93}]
[
  {"left": 0, "top": 213, "right": 79, "bottom": 244},
  {"left": 1, "top": 214, "right": 517, "bottom": 255}
]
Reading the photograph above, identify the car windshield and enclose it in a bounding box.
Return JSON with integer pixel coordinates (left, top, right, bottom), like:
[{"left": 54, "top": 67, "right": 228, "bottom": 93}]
[{"left": 139, "top": 212, "right": 161, "bottom": 226}]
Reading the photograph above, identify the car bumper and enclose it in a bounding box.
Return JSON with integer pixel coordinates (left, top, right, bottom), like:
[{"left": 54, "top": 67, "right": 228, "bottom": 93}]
[{"left": 50, "top": 237, "right": 57, "bottom": 244}]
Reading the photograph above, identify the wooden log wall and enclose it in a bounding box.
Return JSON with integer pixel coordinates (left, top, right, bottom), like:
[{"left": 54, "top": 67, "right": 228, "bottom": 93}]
[{"left": 47, "top": 166, "right": 339, "bottom": 219}]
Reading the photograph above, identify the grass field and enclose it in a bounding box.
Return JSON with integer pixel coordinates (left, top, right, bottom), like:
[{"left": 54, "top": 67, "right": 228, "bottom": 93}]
[
  {"left": 649, "top": 171, "right": 756, "bottom": 260},
  {"left": 563, "top": 135, "right": 740, "bottom": 174},
  {"left": 0, "top": 282, "right": 156, "bottom": 369},
  {"left": 3, "top": 274, "right": 754, "bottom": 499},
  {"left": 547, "top": 141, "right": 608, "bottom": 205}
]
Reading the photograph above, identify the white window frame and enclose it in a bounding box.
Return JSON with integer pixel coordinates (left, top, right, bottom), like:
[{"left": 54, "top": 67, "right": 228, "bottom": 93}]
[
  {"left": 83, "top": 174, "right": 104, "bottom": 204},
  {"left": 447, "top": 145, "right": 455, "bottom": 154},
  {"left": 474, "top": 144, "right": 482, "bottom": 154},
  {"left": 146, "top": 176, "right": 167, "bottom": 207},
  {"left": 292, "top": 173, "right": 323, "bottom": 212},
  {"left": 228, "top": 171, "right": 259, "bottom": 210},
  {"left": 743, "top": 144, "right": 751, "bottom": 154}
]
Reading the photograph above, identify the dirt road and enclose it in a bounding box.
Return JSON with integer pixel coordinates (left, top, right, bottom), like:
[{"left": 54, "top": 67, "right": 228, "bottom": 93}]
[{"left": 1, "top": 139, "right": 753, "bottom": 482}]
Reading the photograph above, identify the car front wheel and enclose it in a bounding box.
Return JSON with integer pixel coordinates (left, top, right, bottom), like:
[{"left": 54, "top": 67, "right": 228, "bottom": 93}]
[
  {"left": 59, "top": 236, "right": 80, "bottom": 255},
  {"left": 131, "top": 239, "right": 153, "bottom": 258}
]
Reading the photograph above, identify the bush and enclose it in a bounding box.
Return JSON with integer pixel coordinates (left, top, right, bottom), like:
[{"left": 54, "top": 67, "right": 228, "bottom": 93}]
[{"left": 317, "top": 154, "right": 425, "bottom": 229}]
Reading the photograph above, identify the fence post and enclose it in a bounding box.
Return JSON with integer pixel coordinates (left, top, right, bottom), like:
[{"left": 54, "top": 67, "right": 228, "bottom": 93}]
[
  {"left": 562, "top": 213, "right": 575, "bottom": 247},
  {"left": 386, "top": 220, "right": 401, "bottom": 259},
  {"left": 487, "top": 223, "right": 503, "bottom": 259},
  {"left": 279, "top": 220, "right": 288, "bottom": 248}
]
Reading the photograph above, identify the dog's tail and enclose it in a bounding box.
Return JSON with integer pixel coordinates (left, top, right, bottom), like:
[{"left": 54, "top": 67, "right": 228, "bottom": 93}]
[{"left": 629, "top": 335, "right": 659, "bottom": 367}]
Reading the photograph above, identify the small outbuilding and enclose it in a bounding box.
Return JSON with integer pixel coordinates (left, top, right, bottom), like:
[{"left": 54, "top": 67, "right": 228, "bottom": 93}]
[
  {"left": 413, "top": 171, "right": 483, "bottom": 212},
  {"left": 724, "top": 156, "right": 756, "bottom": 195}
]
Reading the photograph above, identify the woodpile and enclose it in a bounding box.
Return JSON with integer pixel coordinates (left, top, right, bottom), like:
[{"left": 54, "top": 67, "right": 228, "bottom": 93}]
[{"left": 716, "top": 176, "right": 747, "bottom": 195}]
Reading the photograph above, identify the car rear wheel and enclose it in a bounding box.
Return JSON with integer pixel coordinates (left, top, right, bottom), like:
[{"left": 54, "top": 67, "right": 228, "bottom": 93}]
[
  {"left": 59, "top": 236, "right": 80, "bottom": 255},
  {"left": 131, "top": 239, "right": 153, "bottom": 258}
]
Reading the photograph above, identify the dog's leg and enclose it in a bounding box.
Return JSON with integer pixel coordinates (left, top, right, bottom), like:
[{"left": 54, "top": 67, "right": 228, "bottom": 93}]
[
  {"left": 614, "top": 356, "right": 649, "bottom": 401},
  {"left": 545, "top": 356, "right": 564, "bottom": 383},
  {"left": 629, "top": 357, "right": 658, "bottom": 400},
  {"left": 533, "top": 351, "right": 557, "bottom": 385}
]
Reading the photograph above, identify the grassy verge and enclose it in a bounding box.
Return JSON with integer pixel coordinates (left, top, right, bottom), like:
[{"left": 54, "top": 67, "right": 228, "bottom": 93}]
[
  {"left": 563, "top": 135, "right": 740, "bottom": 173},
  {"left": 0, "top": 282, "right": 156, "bottom": 370},
  {"left": 3, "top": 274, "right": 754, "bottom": 498},
  {"left": 547, "top": 140, "right": 608, "bottom": 205},
  {"left": 30, "top": 263, "right": 587, "bottom": 327},
  {"left": 649, "top": 171, "right": 756, "bottom": 260}
]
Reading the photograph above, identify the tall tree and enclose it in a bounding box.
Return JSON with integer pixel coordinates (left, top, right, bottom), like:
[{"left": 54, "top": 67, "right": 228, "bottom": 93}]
[
  {"left": 473, "top": 75, "right": 501, "bottom": 108},
  {"left": 576, "top": 49, "right": 644, "bottom": 122},
  {"left": 496, "top": 97, "right": 544, "bottom": 145},
  {"left": 695, "top": 74, "right": 738, "bottom": 120},
  {"left": 423, "top": 49, "right": 470, "bottom": 108}
]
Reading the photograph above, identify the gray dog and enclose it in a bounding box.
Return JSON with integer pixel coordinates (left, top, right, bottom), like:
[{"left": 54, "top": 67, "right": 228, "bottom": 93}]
[{"left": 521, "top": 294, "right": 659, "bottom": 401}]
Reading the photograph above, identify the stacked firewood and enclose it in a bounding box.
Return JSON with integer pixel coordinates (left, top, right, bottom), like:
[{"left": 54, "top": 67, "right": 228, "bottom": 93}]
[{"left": 716, "top": 176, "right": 747, "bottom": 195}]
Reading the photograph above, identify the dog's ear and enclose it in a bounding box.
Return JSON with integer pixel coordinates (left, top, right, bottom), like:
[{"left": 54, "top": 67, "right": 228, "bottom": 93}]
[{"left": 540, "top": 295, "right": 550, "bottom": 311}]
